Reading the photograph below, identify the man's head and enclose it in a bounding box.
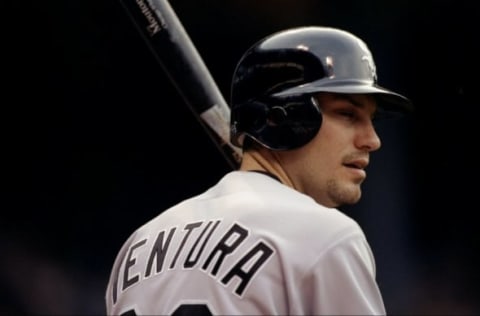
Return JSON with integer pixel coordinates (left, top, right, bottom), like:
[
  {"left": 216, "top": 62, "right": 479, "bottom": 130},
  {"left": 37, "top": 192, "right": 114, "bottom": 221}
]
[
  {"left": 231, "top": 26, "right": 412, "bottom": 207},
  {"left": 230, "top": 26, "right": 412, "bottom": 151}
]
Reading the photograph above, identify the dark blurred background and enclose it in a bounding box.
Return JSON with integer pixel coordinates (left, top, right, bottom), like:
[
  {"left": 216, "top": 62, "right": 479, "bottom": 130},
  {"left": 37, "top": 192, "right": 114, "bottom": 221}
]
[{"left": 3, "top": 0, "right": 479, "bottom": 314}]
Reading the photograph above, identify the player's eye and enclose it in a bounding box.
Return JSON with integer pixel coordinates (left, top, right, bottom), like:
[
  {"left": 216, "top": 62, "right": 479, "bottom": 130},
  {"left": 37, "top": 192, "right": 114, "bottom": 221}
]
[{"left": 337, "top": 110, "right": 357, "bottom": 121}]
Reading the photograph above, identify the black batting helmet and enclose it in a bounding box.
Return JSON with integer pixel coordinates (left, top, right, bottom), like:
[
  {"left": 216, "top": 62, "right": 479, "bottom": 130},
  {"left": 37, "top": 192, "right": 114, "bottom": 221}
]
[{"left": 230, "top": 26, "right": 413, "bottom": 150}]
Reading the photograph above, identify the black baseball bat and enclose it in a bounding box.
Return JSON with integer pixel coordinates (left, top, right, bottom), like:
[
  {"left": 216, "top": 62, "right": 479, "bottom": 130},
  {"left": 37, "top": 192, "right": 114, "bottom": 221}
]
[{"left": 118, "top": 0, "right": 242, "bottom": 169}]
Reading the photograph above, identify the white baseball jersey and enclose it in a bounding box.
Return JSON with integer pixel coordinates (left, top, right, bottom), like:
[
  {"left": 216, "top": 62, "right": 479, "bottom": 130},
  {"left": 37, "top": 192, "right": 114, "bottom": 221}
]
[{"left": 105, "top": 171, "right": 385, "bottom": 315}]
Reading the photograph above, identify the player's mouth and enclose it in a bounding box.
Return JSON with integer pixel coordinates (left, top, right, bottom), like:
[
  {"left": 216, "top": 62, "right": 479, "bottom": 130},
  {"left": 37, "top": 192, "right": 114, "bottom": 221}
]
[{"left": 343, "top": 158, "right": 368, "bottom": 178}]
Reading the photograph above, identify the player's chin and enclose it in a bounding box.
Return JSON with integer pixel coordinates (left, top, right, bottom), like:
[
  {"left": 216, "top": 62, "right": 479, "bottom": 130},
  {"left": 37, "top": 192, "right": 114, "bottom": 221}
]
[
  {"left": 329, "top": 181, "right": 363, "bottom": 206},
  {"left": 342, "top": 185, "right": 362, "bottom": 205}
]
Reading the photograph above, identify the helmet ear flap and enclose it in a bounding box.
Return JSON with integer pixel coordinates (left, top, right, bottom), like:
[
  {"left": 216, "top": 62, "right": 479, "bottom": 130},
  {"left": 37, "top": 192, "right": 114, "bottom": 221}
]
[
  {"left": 231, "top": 95, "right": 322, "bottom": 150},
  {"left": 268, "top": 106, "right": 289, "bottom": 125},
  {"left": 231, "top": 100, "right": 268, "bottom": 133}
]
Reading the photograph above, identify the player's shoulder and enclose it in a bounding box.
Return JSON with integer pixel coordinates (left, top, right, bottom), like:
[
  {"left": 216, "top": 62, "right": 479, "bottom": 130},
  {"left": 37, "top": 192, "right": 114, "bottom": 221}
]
[{"left": 211, "top": 171, "right": 367, "bottom": 258}]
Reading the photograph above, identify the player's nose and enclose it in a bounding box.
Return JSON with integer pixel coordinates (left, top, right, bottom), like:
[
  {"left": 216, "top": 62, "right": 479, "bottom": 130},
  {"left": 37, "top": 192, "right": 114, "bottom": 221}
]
[{"left": 356, "top": 122, "right": 381, "bottom": 152}]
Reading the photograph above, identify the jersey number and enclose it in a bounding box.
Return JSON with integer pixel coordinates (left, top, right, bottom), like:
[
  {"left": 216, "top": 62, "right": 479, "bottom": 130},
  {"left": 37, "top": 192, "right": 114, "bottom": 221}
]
[{"left": 120, "top": 304, "right": 212, "bottom": 316}]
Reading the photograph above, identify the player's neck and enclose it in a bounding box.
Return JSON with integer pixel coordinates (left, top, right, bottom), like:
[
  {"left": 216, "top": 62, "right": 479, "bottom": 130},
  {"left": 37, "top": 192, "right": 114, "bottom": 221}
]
[{"left": 239, "top": 149, "right": 295, "bottom": 188}]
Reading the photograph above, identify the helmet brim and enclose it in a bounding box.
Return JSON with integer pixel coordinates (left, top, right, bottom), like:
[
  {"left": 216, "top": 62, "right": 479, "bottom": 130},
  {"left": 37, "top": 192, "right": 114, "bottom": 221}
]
[{"left": 273, "top": 79, "right": 414, "bottom": 114}]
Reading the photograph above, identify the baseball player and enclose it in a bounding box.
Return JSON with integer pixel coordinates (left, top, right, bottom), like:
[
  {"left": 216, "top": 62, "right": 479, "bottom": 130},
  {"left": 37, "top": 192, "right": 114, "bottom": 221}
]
[{"left": 105, "top": 26, "right": 413, "bottom": 315}]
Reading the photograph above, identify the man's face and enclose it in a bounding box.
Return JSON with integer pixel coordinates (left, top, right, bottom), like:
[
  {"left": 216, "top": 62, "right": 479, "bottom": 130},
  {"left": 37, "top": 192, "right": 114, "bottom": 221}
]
[{"left": 276, "top": 92, "right": 381, "bottom": 207}]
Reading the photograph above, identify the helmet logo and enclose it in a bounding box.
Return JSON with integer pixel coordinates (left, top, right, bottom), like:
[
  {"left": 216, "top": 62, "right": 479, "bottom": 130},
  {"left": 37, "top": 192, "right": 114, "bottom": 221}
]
[
  {"left": 357, "top": 39, "right": 377, "bottom": 81},
  {"left": 361, "top": 55, "right": 377, "bottom": 81}
]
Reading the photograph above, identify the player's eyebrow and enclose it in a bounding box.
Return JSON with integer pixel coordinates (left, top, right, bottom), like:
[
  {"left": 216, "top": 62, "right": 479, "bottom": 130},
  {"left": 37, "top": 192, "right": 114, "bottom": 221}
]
[
  {"left": 315, "top": 92, "right": 378, "bottom": 115},
  {"left": 341, "top": 95, "right": 367, "bottom": 107},
  {"left": 339, "top": 94, "right": 378, "bottom": 118}
]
